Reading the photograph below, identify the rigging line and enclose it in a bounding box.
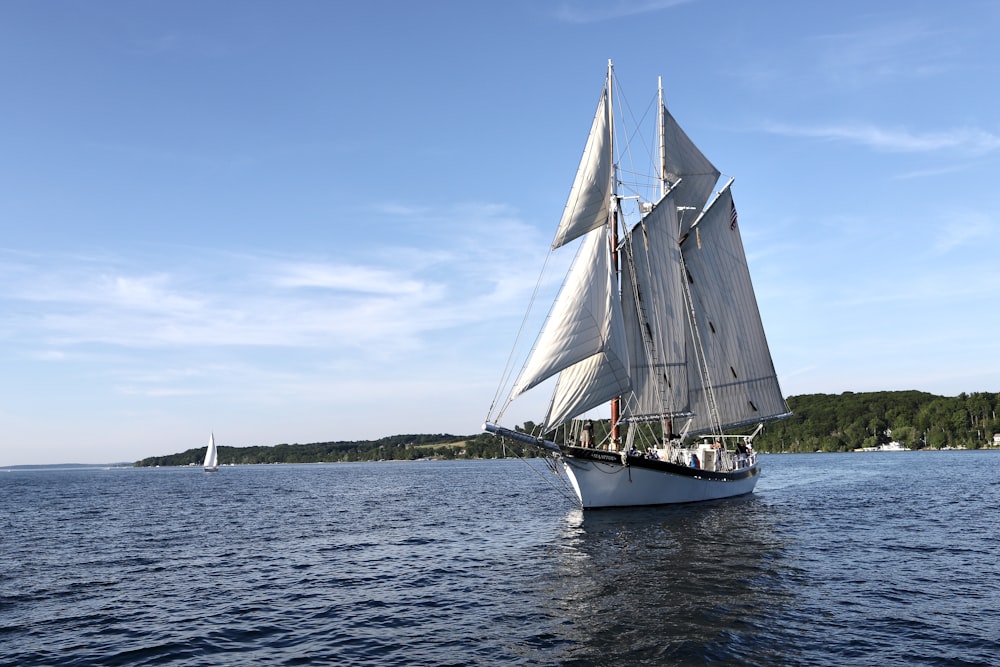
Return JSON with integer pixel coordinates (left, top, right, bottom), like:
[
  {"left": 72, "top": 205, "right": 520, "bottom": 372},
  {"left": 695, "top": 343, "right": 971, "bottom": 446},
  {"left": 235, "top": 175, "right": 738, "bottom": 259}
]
[
  {"left": 614, "top": 70, "right": 659, "bottom": 206},
  {"left": 610, "top": 71, "right": 659, "bottom": 200},
  {"left": 485, "top": 247, "right": 557, "bottom": 424}
]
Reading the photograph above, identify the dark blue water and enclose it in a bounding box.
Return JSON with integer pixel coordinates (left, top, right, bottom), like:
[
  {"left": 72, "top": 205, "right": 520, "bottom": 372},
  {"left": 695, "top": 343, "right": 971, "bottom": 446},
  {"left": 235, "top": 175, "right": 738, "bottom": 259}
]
[{"left": 2, "top": 452, "right": 998, "bottom": 666}]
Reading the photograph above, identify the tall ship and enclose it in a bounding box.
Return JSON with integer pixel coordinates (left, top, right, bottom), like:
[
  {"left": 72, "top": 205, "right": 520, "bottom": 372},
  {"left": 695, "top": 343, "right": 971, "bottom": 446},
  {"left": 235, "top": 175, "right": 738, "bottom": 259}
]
[{"left": 483, "top": 61, "right": 790, "bottom": 508}]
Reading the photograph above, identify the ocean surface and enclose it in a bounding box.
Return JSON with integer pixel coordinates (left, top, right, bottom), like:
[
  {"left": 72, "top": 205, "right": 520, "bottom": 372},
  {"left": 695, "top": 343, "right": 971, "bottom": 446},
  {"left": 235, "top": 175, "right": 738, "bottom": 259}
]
[{"left": 2, "top": 451, "right": 998, "bottom": 666}]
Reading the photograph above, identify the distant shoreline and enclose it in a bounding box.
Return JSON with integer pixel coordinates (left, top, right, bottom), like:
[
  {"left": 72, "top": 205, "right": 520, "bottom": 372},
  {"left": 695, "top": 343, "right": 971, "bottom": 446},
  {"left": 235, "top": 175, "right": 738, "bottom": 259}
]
[{"left": 5, "top": 446, "right": 1000, "bottom": 470}]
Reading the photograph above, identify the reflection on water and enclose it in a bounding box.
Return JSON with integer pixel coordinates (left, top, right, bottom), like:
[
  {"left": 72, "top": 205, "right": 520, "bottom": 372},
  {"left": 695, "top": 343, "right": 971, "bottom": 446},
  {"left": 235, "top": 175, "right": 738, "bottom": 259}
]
[
  {"left": 544, "top": 497, "right": 796, "bottom": 665},
  {"left": 528, "top": 452, "right": 1000, "bottom": 666}
]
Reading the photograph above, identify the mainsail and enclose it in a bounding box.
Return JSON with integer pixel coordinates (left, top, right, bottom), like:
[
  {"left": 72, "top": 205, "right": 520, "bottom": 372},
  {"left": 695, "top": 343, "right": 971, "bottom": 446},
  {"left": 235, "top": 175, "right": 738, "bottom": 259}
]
[
  {"left": 679, "top": 186, "right": 787, "bottom": 434},
  {"left": 619, "top": 193, "right": 689, "bottom": 420}
]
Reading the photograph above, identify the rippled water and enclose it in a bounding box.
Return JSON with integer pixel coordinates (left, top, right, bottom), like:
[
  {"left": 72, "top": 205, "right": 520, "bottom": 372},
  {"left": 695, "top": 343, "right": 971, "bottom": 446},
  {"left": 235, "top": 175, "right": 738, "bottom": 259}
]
[{"left": 2, "top": 452, "right": 998, "bottom": 666}]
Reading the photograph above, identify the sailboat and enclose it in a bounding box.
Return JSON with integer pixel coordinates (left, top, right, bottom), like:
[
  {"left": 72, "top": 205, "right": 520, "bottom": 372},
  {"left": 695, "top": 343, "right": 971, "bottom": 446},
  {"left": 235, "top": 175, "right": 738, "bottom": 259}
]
[
  {"left": 203, "top": 432, "right": 219, "bottom": 472},
  {"left": 483, "top": 61, "right": 790, "bottom": 508}
]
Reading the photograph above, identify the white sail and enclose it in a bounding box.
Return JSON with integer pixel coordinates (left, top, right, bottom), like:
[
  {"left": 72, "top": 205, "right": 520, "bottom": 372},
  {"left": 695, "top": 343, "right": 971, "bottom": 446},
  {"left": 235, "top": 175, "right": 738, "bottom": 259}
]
[
  {"left": 550, "top": 86, "right": 613, "bottom": 250},
  {"left": 203, "top": 432, "right": 219, "bottom": 470},
  {"left": 544, "top": 339, "right": 629, "bottom": 429},
  {"left": 680, "top": 187, "right": 787, "bottom": 433},
  {"left": 662, "top": 105, "right": 720, "bottom": 223},
  {"left": 512, "top": 225, "right": 628, "bottom": 408},
  {"left": 620, "top": 194, "right": 690, "bottom": 419}
]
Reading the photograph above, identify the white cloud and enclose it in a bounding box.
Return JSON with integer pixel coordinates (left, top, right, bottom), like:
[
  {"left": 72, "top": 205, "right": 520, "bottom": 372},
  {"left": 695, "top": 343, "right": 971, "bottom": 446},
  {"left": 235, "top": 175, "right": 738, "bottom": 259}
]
[
  {"left": 271, "top": 262, "right": 427, "bottom": 295},
  {"left": 551, "top": 0, "right": 691, "bottom": 24},
  {"left": 764, "top": 122, "right": 1000, "bottom": 155},
  {"left": 0, "top": 202, "right": 553, "bottom": 371}
]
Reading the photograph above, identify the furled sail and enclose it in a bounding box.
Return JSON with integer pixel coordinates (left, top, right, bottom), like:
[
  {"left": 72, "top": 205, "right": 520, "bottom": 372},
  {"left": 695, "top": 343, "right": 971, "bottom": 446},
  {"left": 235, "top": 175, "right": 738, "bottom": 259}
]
[
  {"left": 512, "top": 225, "right": 629, "bottom": 413},
  {"left": 620, "top": 194, "right": 690, "bottom": 419},
  {"left": 680, "top": 187, "right": 787, "bottom": 434},
  {"left": 550, "top": 86, "right": 613, "bottom": 250}
]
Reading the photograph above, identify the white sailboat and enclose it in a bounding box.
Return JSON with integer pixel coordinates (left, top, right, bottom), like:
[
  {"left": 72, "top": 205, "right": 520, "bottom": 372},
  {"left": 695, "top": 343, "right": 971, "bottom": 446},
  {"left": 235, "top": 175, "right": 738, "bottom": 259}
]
[
  {"left": 203, "top": 432, "right": 219, "bottom": 472},
  {"left": 484, "top": 61, "right": 790, "bottom": 508}
]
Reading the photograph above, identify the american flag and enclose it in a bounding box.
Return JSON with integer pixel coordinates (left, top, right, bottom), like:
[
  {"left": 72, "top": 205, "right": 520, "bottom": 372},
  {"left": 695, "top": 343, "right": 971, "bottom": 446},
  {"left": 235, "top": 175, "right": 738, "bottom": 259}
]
[{"left": 730, "top": 200, "right": 738, "bottom": 230}]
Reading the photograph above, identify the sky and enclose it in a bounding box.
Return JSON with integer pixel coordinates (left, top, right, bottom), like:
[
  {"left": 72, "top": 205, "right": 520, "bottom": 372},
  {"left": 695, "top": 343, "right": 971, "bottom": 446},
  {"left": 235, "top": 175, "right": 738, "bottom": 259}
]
[{"left": 2, "top": 0, "right": 1000, "bottom": 465}]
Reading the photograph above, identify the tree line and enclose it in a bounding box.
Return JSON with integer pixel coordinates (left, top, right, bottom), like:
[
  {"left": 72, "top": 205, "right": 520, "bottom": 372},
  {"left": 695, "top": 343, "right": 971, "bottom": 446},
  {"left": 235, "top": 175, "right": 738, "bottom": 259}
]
[
  {"left": 133, "top": 432, "right": 529, "bottom": 467},
  {"left": 134, "top": 391, "right": 1000, "bottom": 465},
  {"left": 756, "top": 390, "right": 1000, "bottom": 452}
]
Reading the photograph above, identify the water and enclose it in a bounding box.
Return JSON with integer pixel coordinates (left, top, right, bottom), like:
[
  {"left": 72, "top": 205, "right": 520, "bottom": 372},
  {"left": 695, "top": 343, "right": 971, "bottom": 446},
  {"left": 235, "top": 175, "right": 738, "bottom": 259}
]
[{"left": 2, "top": 452, "right": 998, "bottom": 666}]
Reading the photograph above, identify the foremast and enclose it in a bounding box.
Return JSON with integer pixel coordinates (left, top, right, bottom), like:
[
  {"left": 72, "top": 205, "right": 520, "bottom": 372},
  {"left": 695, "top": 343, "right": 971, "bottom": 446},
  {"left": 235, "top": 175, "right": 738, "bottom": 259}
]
[{"left": 607, "top": 59, "right": 622, "bottom": 449}]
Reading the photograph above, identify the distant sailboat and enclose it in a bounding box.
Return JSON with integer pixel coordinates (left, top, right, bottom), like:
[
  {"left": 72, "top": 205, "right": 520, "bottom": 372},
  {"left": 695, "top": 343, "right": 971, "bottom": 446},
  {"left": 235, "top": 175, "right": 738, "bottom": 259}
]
[
  {"left": 203, "top": 432, "right": 219, "bottom": 472},
  {"left": 483, "top": 61, "right": 790, "bottom": 508}
]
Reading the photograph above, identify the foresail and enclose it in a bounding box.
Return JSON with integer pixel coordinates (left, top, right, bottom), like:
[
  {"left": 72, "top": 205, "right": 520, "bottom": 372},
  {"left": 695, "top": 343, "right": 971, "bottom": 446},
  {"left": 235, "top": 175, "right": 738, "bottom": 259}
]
[
  {"left": 662, "top": 106, "right": 720, "bottom": 224},
  {"left": 550, "top": 86, "right": 613, "bottom": 250},
  {"left": 620, "top": 195, "right": 689, "bottom": 419},
  {"left": 512, "top": 226, "right": 627, "bottom": 404},
  {"left": 680, "top": 188, "right": 787, "bottom": 433}
]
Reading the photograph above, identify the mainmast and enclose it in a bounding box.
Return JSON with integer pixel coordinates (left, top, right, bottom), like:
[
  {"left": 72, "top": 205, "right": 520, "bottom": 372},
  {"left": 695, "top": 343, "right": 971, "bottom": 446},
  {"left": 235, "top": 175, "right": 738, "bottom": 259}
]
[{"left": 608, "top": 59, "right": 622, "bottom": 449}]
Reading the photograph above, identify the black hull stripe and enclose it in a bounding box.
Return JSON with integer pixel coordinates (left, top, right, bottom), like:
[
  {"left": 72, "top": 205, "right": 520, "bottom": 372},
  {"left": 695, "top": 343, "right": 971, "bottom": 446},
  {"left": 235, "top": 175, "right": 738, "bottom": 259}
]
[{"left": 563, "top": 446, "right": 759, "bottom": 481}]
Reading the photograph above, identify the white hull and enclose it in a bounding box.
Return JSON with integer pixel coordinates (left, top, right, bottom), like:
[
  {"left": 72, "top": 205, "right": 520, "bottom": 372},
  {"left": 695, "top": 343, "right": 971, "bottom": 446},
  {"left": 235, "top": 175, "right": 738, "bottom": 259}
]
[{"left": 561, "top": 454, "right": 759, "bottom": 508}]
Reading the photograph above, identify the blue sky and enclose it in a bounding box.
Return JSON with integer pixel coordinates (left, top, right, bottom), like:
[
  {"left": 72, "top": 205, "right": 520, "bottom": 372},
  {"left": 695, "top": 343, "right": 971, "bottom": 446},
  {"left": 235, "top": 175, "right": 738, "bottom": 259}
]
[{"left": 3, "top": 0, "right": 999, "bottom": 465}]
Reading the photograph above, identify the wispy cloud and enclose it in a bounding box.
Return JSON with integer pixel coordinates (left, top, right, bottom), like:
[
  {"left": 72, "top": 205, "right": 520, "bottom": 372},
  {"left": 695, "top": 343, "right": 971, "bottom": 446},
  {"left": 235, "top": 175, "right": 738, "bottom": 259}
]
[
  {"left": 933, "top": 210, "right": 996, "bottom": 254},
  {"left": 551, "top": 0, "right": 692, "bottom": 24},
  {"left": 812, "top": 19, "right": 956, "bottom": 84},
  {"left": 0, "top": 203, "right": 550, "bottom": 362},
  {"left": 271, "top": 263, "right": 427, "bottom": 295},
  {"left": 893, "top": 163, "right": 976, "bottom": 180},
  {"left": 763, "top": 122, "right": 1000, "bottom": 155}
]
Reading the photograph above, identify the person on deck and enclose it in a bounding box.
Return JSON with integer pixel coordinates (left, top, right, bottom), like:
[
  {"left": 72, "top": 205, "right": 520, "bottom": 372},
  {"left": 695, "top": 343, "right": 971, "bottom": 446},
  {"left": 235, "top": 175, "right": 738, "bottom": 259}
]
[
  {"left": 734, "top": 441, "right": 746, "bottom": 466},
  {"left": 581, "top": 420, "right": 594, "bottom": 448}
]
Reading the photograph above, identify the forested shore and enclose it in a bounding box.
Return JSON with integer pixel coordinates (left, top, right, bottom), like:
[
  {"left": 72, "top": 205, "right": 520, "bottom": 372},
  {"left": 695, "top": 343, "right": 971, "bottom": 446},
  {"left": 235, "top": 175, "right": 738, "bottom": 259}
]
[
  {"left": 757, "top": 390, "right": 1000, "bottom": 452},
  {"left": 134, "top": 390, "right": 1000, "bottom": 466}
]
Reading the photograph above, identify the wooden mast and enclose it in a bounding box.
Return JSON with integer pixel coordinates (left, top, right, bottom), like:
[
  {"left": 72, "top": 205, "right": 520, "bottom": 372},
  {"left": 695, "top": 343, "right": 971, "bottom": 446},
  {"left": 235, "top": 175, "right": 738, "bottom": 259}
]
[
  {"left": 608, "top": 59, "right": 621, "bottom": 450},
  {"left": 658, "top": 75, "right": 672, "bottom": 443}
]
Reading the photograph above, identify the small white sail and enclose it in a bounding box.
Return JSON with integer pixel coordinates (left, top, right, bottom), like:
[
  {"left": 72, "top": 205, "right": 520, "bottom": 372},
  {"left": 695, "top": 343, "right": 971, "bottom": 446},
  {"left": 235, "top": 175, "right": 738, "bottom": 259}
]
[
  {"left": 661, "top": 105, "right": 720, "bottom": 226},
  {"left": 203, "top": 432, "right": 219, "bottom": 471},
  {"left": 550, "top": 86, "right": 613, "bottom": 250}
]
